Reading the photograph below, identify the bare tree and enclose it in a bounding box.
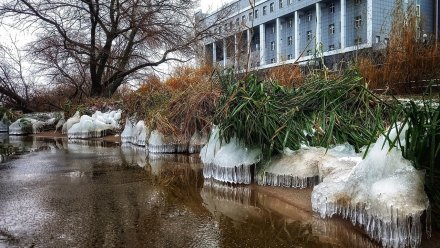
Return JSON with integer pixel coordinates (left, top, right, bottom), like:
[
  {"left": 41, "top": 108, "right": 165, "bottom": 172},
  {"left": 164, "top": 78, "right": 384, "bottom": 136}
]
[
  {"left": 0, "top": 39, "right": 35, "bottom": 112},
  {"left": 0, "top": 0, "right": 230, "bottom": 97}
]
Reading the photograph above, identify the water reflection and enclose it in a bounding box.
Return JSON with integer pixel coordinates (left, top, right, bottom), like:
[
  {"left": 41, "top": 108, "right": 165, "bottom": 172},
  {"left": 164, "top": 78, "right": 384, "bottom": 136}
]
[{"left": 0, "top": 136, "right": 382, "bottom": 248}]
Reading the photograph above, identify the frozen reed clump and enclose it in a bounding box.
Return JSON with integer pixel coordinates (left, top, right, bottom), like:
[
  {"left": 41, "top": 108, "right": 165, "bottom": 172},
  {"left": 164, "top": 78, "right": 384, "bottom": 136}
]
[
  {"left": 148, "top": 129, "right": 178, "bottom": 153},
  {"left": 188, "top": 130, "right": 208, "bottom": 154},
  {"left": 66, "top": 110, "right": 122, "bottom": 139},
  {"left": 260, "top": 147, "right": 322, "bottom": 188},
  {"left": 0, "top": 113, "right": 10, "bottom": 132},
  {"left": 121, "top": 118, "right": 149, "bottom": 147},
  {"left": 312, "top": 125, "right": 430, "bottom": 248},
  {"left": 62, "top": 111, "right": 81, "bottom": 134},
  {"left": 200, "top": 127, "right": 262, "bottom": 184},
  {"left": 260, "top": 144, "right": 361, "bottom": 188}
]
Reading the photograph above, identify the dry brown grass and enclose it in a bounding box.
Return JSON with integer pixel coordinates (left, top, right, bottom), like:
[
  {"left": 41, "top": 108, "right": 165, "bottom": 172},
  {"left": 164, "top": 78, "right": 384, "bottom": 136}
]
[
  {"left": 265, "top": 64, "right": 304, "bottom": 88},
  {"left": 358, "top": 1, "right": 440, "bottom": 94},
  {"left": 122, "top": 65, "right": 220, "bottom": 137}
]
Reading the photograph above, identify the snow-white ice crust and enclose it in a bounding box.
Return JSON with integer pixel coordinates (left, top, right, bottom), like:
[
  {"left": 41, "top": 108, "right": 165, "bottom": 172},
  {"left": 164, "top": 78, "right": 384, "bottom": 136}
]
[
  {"left": 66, "top": 110, "right": 122, "bottom": 139},
  {"left": 312, "top": 125, "right": 430, "bottom": 248},
  {"left": 121, "top": 119, "right": 150, "bottom": 147},
  {"left": 200, "top": 127, "right": 262, "bottom": 184}
]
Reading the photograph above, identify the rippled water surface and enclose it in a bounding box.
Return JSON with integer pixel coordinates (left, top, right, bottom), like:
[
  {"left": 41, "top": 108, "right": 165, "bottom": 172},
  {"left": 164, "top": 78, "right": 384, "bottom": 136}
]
[{"left": 0, "top": 136, "right": 385, "bottom": 247}]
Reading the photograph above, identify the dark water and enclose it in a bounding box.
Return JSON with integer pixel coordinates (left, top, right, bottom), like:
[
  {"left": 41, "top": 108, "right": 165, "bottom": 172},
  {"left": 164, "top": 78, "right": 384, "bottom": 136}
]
[{"left": 0, "top": 136, "right": 382, "bottom": 248}]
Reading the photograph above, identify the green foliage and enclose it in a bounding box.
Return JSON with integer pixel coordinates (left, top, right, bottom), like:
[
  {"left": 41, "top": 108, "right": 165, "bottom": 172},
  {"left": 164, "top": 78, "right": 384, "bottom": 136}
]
[
  {"left": 387, "top": 89, "right": 440, "bottom": 228},
  {"left": 214, "top": 70, "right": 300, "bottom": 157},
  {"left": 214, "top": 69, "right": 387, "bottom": 157}
]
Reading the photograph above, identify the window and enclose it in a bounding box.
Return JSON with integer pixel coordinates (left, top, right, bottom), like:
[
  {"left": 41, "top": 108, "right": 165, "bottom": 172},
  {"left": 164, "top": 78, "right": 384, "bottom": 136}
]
[
  {"left": 288, "top": 0, "right": 293, "bottom": 4},
  {"left": 307, "top": 12, "right": 312, "bottom": 22},
  {"left": 279, "top": 0, "right": 283, "bottom": 8},
  {"left": 329, "top": 3, "right": 335, "bottom": 13},
  {"left": 307, "top": 30, "right": 312, "bottom": 41},
  {"left": 354, "top": 16, "right": 362, "bottom": 29},
  {"left": 270, "top": 58, "right": 276, "bottom": 63},
  {"left": 229, "top": 21, "right": 233, "bottom": 29},
  {"left": 375, "top": 36, "right": 380, "bottom": 43},
  {"left": 263, "top": 6, "right": 267, "bottom": 15},
  {"left": 255, "top": 9, "right": 259, "bottom": 19},
  {"left": 288, "top": 18, "right": 293, "bottom": 27},
  {"left": 288, "top": 36, "right": 293, "bottom": 45},
  {"left": 355, "top": 37, "right": 362, "bottom": 45},
  {"left": 416, "top": 5, "right": 420, "bottom": 17},
  {"left": 271, "top": 41, "right": 275, "bottom": 50},
  {"left": 355, "top": 0, "right": 362, "bottom": 4},
  {"left": 242, "top": 15, "right": 246, "bottom": 23},
  {"left": 384, "top": 38, "right": 389, "bottom": 44},
  {"left": 307, "top": 50, "right": 312, "bottom": 56},
  {"left": 249, "top": 12, "right": 253, "bottom": 20},
  {"left": 270, "top": 2, "right": 274, "bottom": 12},
  {"left": 224, "top": 23, "right": 228, "bottom": 31},
  {"left": 271, "top": 25, "right": 275, "bottom": 33},
  {"left": 329, "top": 24, "right": 335, "bottom": 34},
  {"left": 287, "top": 54, "right": 293, "bottom": 60},
  {"left": 329, "top": 44, "right": 335, "bottom": 51},
  {"left": 236, "top": 18, "right": 240, "bottom": 26}
]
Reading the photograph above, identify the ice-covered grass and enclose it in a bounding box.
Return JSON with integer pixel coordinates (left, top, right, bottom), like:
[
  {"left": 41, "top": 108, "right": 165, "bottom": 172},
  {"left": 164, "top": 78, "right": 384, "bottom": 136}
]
[
  {"left": 200, "top": 128, "right": 262, "bottom": 184},
  {"left": 65, "top": 110, "right": 122, "bottom": 139},
  {"left": 312, "top": 125, "right": 430, "bottom": 248},
  {"left": 0, "top": 113, "right": 10, "bottom": 132},
  {"left": 259, "top": 144, "right": 360, "bottom": 189},
  {"left": 9, "top": 117, "right": 55, "bottom": 135},
  {"left": 62, "top": 111, "right": 81, "bottom": 134},
  {"left": 121, "top": 119, "right": 149, "bottom": 147},
  {"left": 148, "top": 130, "right": 178, "bottom": 153}
]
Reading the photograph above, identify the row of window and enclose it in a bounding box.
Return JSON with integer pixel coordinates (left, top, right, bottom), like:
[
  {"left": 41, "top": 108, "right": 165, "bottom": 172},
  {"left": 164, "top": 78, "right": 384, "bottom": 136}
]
[{"left": 266, "top": 35, "right": 364, "bottom": 52}]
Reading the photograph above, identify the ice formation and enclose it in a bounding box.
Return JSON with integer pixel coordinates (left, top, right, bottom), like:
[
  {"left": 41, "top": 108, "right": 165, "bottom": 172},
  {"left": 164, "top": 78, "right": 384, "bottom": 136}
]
[
  {"left": 65, "top": 110, "right": 122, "bottom": 139},
  {"left": 260, "top": 147, "right": 322, "bottom": 188},
  {"left": 121, "top": 119, "right": 149, "bottom": 147},
  {"left": 188, "top": 130, "right": 208, "bottom": 153},
  {"left": 0, "top": 113, "right": 10, "bottom": 132},
  {"left": 67, "top": 115, "right": 113, "bottom": 139},
  {"left": 200, "top": 128, "right": 262, "bottom": 184},
  {"left": 91, "top": 109, "right": 122, "bottom": 129},
  {"left": 259, "top": 144, "right": 360, "bottom": 189},
  {"left": 148, "top": 130, "right": 178, "bottom": 153},
  {"left": 312, "top": 125, "right": 430, "bottom": 248},
  {"left": 62, "top": 111, "right": 81, "bottom": 134},
  {"left": 9, "top": 118, "right": 46, "bottom": 135}
]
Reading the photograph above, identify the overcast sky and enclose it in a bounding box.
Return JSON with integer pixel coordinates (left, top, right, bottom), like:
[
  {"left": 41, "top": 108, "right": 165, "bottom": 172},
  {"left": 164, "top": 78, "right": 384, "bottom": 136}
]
[{"left": 199, "top": 0, "right": 234, "bottom": 13}]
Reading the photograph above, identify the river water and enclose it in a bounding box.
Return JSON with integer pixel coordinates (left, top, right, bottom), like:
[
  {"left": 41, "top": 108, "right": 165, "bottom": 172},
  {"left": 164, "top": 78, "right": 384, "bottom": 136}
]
[{"left": 0, "top": 136, "right": 390, "bottom": 247}]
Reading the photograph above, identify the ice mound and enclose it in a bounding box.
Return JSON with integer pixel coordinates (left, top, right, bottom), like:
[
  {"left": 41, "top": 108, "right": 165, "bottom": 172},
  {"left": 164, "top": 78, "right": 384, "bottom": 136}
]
[
  {"left": 259, "top": 144, "right": 361, "bottom": 188},
  {"left": 92, "top": 109, "right": 122, "bottom": 129},
  {"left": 188, "top": 130, "right": 209, "bottom": 153},
  {"left": 9, "top": 117, "right": 55, "bottom": 135},
  {"left": 0, "top": 113, "right": 10, "bottom": 132},
  {"left": 62, "top": 111, "right": 81, "bottom": 134},
  {"left": 121, "top": 119, "right": 149, "bottom": 147},
  {"left": 67, "top": 115, "right": 113, "bottom": 139},
  {"left": 148, "top": 130, "right": 177, "bottom": 153},
  {"left": 200, "top": 128, "right": 262, "bottom": 184},
  {"left": 65, "top": 110, "right": 122, "bottom": 139},
  {"left": 312, "top": 125, "right": 430, "bottom": 248}
]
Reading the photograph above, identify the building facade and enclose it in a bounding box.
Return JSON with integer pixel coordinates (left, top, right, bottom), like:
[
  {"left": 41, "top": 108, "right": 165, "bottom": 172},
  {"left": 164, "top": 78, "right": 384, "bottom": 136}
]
[{"left": 200, "top": 0, "right": 435, "bottom": 70}]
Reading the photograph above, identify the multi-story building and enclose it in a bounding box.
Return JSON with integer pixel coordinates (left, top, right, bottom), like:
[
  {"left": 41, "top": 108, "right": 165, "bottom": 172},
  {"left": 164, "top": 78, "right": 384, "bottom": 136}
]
[{"left": 199, "top": 0, "right": 436, "bottom": 70}]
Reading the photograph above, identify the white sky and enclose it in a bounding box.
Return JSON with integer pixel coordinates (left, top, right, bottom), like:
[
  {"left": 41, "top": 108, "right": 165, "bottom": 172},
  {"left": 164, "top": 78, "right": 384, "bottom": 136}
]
[{"left": 199, "top": 0, "right": 235, "bottom": 13}]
